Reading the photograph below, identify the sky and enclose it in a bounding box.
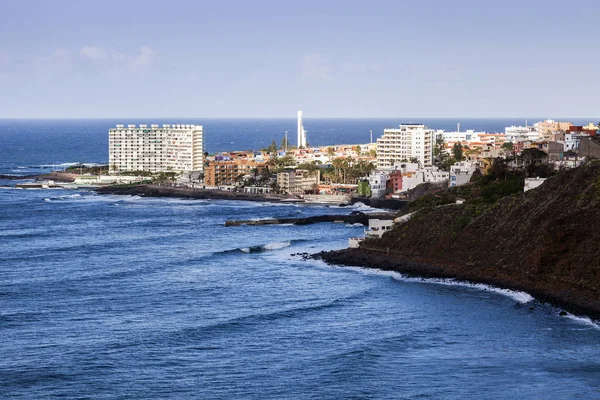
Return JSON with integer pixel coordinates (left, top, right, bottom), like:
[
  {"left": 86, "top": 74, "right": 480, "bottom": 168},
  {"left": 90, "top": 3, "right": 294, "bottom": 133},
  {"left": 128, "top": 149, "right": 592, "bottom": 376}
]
[{"left": 0, "top": 0, "right": 598, "bottom": 118}]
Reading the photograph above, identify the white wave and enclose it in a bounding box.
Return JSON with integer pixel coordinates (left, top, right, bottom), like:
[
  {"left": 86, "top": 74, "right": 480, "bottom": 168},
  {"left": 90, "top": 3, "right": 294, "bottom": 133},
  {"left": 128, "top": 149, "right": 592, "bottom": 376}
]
[
  {"left": 57, "top": 193, "right": 81, "bottom": 199},
  {"left": 239, "top": 241, "right": 292, "bottom": 254},
  {"left": 250, "top": 217, "right": 279, "bottom": 222},
  {"left": 564, "top": 313, "right": 600, "bottom": 330},
  {"left": 37, "top": 162, "right": 81, "bottom": 168},
  {"left": 343, "top": 266, "right": 534, "bottom": 304},
  {"left": 348, "top": 202, "right": 379, "bottom": 212},
  {"left": 263, "top": 241, "right": 291, "bottom": 250},
  {"left": 346, "top": 223, "right": 364, "bottom": 227},
  {"left": 44, "top": 198, "right": 51, "bottom": 202}
]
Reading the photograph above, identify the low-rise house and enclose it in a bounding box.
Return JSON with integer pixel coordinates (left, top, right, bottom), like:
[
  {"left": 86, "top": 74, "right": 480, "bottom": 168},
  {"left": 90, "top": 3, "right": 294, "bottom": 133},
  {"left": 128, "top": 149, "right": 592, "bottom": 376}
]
[
  {"left": 348, "top": 218, "right": 395, "bottom": 248},
  {"left": 368, "top": 171, "right": 389, "bottom": 198},
  {"left": 449, "top": 161, "right": 476, "bottom": 187}
]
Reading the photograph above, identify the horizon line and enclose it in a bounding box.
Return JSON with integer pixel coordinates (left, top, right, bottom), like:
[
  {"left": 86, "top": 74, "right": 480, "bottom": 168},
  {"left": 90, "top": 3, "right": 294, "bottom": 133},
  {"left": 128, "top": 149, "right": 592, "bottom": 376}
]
[{"left": 1, "top": 116, "right": 598, "bottom": 120}]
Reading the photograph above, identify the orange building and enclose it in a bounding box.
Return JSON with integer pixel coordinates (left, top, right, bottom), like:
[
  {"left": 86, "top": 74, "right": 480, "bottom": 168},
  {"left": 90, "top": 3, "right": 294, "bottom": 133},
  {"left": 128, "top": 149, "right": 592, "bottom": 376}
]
[
  {"left": 535, "top": 119, "right": 573, "bottom": 135},
  {"left": 204, "top": 160, "right": 267, "bottom": 186}
]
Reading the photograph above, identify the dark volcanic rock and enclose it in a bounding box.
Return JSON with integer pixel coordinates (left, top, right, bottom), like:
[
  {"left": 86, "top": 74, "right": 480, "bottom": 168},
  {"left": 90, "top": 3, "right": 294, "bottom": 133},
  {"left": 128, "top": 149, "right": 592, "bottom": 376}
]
[{"left": 321, "top": 162, "right": 600, "bottom": 320}]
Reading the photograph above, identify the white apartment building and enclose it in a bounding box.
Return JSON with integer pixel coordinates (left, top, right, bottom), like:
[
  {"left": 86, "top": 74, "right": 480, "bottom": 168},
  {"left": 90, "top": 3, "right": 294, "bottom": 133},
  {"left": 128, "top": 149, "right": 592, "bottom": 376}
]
[
  {"left": 108, "top": 124, "right": 204, "bottom": 175},
  {"left": 505, "top": 125, "right": 539, "bottom": 142},
  {"left": 377, "top": 124, "right": 434, "bottom": 169},
  {"left": 435, "top": 129, "right": 484, "bottom": 143}
]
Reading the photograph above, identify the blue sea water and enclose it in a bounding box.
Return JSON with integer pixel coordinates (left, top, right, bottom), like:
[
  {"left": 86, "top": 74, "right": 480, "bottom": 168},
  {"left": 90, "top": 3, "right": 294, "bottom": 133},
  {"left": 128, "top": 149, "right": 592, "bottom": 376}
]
[{"left": 1, "top": 119, "right": 600, "bottom": 399}]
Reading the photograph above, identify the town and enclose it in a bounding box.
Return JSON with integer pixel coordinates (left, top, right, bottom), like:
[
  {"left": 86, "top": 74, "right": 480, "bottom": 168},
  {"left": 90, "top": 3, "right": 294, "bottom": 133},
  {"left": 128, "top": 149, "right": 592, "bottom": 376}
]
[{"left": 90, "top": 113, "right": 600, "bottom": 204}]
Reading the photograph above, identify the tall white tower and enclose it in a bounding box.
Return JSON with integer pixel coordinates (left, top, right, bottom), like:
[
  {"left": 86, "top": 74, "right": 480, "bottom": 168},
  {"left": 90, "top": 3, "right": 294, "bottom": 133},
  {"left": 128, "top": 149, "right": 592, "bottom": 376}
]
[{"left": 297, "top": 110, "right": 307, "bottom": 148}]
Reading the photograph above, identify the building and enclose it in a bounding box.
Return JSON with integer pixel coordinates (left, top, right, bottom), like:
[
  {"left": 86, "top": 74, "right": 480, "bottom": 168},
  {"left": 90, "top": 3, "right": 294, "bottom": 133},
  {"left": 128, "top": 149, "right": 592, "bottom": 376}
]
[
  {"left": 435, "top": 129, "right": 486, "bottom": 144},
  {"left": 204, "top": 160, "right": 267, "bottom": 186},
  {"left": 108, "top": 124, "right": 204, "bottom": 175},
  {"left": 376, "top": 124, "right": 434, "bottom": 169},
  {"left": 385, "top": 162, "right": 448, "bottom": 193},
  {"left": 348, "top": 218, "right": 395, "bottom": 248},
  {"left": 297, "top": 110, "right": 307, "bottom": 148},
  {"left": 277, "top": 169, "right": 319, "bottom": 195},
  {"left": 534, "top": 119, "right": 573, "bottom": 135},
  {"left": 505, "top": 125, "right": 539, "bottom": 142},
  {"left": 367, "top": 171, "right": 389, "bottom": 198},
  {"left": 449, "top": 161, "right": 476, "bottom": 187}
]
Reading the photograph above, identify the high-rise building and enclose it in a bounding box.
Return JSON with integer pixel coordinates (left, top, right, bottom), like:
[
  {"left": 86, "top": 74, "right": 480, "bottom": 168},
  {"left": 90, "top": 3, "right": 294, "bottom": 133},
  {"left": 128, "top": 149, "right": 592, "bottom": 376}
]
[
  {"left": 108, "top": 124, "right": 204, "bottom": 175},
  {"left": 376, "top": 124, "right": 434, "bottom": 169},
  {"left": 297, "top": 110, "right": 307, "bottom": 148}
]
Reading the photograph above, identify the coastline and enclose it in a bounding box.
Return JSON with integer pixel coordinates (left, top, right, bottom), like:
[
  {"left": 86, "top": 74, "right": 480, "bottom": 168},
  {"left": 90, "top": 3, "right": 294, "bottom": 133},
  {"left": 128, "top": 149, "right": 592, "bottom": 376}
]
[
  {"left": 96, "top": 184, "right": 303, "bottom": 203},
  {"left": 318, "top": 248, "right": 600, "bottom": 321},
  {"left": 95, "top": 184, "right": 403, "bottom": 210},
  {"left": 0, "top": 172, "right": 76, "bottom": 182}
]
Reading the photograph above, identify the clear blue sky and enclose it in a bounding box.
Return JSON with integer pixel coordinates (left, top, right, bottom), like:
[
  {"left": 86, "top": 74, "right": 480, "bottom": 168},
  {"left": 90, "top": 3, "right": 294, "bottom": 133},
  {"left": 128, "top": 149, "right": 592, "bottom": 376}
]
[{"left": 0, "top": 0, "right": 598, "bottom": 118}]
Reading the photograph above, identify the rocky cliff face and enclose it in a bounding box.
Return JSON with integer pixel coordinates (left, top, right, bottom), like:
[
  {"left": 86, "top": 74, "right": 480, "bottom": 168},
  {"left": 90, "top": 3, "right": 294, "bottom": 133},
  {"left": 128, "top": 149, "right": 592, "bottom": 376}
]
[{"left": 322, "top": 162, "right": 600, "bottom": 319}]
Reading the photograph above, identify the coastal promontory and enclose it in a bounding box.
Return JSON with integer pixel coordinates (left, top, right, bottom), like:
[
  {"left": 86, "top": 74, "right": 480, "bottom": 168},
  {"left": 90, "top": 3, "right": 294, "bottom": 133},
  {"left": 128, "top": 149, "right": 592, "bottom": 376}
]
[{"left": 320, "top": 162, "right": 600, "bottom": 319}]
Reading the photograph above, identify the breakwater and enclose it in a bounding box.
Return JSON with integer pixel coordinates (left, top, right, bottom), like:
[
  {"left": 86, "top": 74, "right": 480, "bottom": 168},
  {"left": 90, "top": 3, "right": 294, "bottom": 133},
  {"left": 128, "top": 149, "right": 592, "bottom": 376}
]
[
  {"left": 225, "top": 212, "right": 395, "bottom": 226},
  {"left": 97, "top": 184, "right": 292, "bottom": 202}
]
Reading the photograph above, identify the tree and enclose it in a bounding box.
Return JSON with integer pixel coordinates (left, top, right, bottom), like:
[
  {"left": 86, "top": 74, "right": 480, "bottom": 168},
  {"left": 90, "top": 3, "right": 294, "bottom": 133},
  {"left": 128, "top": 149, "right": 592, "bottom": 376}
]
[
  {"left": 281, "top": 134, "right": 288, "bottom": 150},
  {"left": 267, "top": 140, "right": 278, "bottom": 154},
  {"left": 259, "top": 167, "right": 272, "bottom": 182},
  {"left": 433, "top": 136, "right": 445, "bottom": 157},
  {"left": 501, "top": 142, "right": 514, "bottom": 158},
  {"left": 452, "top": 142, "right": 464, "bottom": 161},
  {"left": 353, "top": 145, "right": 361, "bottom": 155},
  {"left": 327, "top": 147, "right": 335, "bottom": 157},
  {"left": 520, "top": 148, "right": 548, "bottom": 177},
  {"left": 297, "top": 162, "right": 318, "bottom": 172}
]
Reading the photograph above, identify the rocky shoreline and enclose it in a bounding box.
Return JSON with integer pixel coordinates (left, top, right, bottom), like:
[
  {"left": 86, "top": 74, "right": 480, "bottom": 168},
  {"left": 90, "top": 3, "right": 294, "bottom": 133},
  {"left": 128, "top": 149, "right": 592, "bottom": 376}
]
[
  {"left": 97, "top": 184, "right": 307, "bottom": 203},
  {"left": 318, "top": 248, "right": 600, "bottom": 320},
  {"left": 0, "top": 172, "right": 76, "bottom": 182}
]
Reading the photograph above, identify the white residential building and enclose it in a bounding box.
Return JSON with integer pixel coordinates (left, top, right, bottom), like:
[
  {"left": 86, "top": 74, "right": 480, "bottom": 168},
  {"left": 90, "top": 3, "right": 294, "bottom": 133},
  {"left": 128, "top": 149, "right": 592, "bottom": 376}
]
[
  {"left": 377, "top": 124, "right": 434, "bottom": 169},
  {"left": 401, "top": 166, "right": 449, "bottom": 192},
  {"left": 368, "top": 171, "right": 389, "bottom": 198},
  {"left": 505, "top": 125, "right": 539, "bottom": 142},
  {"left": 449, "top": 161, "right": 477, "bottom": 187},
  {"left": 108, "top": 124, "right": 204, "bottom": 175},
  {"left": 435, "top": 129, "right": 484, "bottom": 143}
]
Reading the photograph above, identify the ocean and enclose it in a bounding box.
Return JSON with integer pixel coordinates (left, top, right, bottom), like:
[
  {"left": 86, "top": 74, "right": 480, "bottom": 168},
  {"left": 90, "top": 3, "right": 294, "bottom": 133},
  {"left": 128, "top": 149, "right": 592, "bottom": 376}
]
[{"left": 1, "top": 119, "right": 599, "bottom": 399}]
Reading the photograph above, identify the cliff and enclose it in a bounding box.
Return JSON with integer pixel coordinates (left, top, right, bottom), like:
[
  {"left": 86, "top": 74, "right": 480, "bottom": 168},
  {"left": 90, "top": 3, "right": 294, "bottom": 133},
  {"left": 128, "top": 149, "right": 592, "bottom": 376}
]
[{"left": 321, "top": 162, "right": 600, "bottom": 319}]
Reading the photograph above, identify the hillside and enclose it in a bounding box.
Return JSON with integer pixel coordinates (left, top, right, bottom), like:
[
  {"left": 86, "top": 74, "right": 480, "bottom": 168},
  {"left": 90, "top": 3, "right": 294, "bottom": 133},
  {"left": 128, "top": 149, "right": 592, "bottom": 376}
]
[{"left": 321, "top": 162, "right": 600, "bottom": 319}]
